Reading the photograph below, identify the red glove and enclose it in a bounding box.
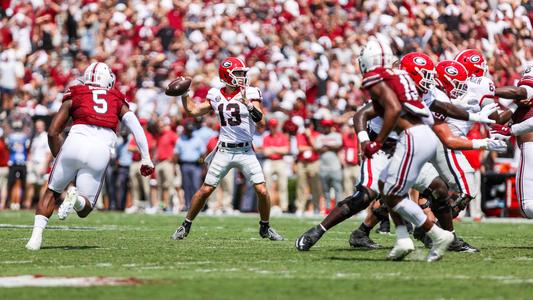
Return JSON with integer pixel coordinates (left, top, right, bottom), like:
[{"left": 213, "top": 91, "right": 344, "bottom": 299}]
[
  {"left": 363, "top": 141, "right": 382, "bottom": 159},
  {"left": 140, "top": 159, "right": 155, "bottom": 177},
  {"left": 489, "top": 124, "right": 511, "bottom": 140}
]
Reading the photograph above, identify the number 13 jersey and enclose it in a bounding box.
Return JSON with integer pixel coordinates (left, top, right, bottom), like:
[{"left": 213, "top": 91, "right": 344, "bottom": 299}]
[{"left": 207, "top": 86, "right": 263, "bottom": 144}]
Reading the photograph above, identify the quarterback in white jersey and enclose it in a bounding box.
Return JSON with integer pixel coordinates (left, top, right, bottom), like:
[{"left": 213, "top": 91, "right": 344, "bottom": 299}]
[{"left": 170, "top": 57, "right": 283, "bottom": 241}]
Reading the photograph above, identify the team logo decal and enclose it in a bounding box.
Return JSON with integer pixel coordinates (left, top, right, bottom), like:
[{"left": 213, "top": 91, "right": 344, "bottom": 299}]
[
  {"left": 413, "top": 57, "right": 426, "bottom": 65},
  {"left": 445, "top": 66, "right": 458, "bottom": 76},
  {"left": 469, "top": 55, "right": 481, "bottom": 63},
  {"left": 222, "top": 61, "right": 232, "bottom": 68},
  {"left": 524, "top": 66, "right": 532, "bottom": 75}
]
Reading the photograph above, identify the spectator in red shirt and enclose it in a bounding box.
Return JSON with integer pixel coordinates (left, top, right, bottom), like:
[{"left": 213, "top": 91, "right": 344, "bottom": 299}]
[
  {"left": 295, "top": 121, "right": 321, "bottom": 215},
  {"left": 462, "top": 124, "right": 485, "bottom": 221},
  {"left": 0, "top": 128, "right": 9, "bottom": 209},
  {"left": 341, "top": 122, "right": 360, "bottom": 198},
  {"left": 153, "top": 118, "right": 178, "bottom": 212},
  {"left": 127, "top": 118, "right": 156, "bottom": 213},
  {"left": 263, "top": 118, "right": 290, "bottom": 212}
]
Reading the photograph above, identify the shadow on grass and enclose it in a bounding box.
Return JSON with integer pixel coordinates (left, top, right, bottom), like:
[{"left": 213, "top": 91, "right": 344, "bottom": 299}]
[
  {"left": 326, "top": 256, "right": 418, "bottom": 262},
  {"left": 40, "top": 246, "right": 100, "bottom": 250},
  {"left": 490, "top": 246, "right": 533, "bottom": 250},
  {"left": 329, "top": 247, "right": 393, "bottom": 251}
]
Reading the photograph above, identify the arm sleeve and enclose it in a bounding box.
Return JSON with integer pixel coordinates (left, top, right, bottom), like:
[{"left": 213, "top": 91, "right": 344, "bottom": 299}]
[
  {"left": 511, "top": 117, "right": 533, "bottom": 136},
  {"left": 122, "top": 111, "right": 151, "bottom": 161}
]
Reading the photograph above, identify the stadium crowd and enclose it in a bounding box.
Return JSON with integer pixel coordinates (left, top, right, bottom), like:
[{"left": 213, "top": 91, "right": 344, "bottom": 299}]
[{"left": 0, "top": 0, "right": 532, "bottom": 217}]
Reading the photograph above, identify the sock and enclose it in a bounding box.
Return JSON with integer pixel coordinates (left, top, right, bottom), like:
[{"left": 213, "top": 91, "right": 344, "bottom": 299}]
[
  {"left": 359, "top": 223, "right": 371, "bottom": 235},
  {"left": 396, "top": 225, "right": 409, "bottom": 240},
  {"left": 184, "top": 218, "right": 192, "bottom": 226},
  {"left": 30, "top": 215, "right": 48, "bottom": 239},
  {"left": 392, "top": 198, "right": 428, "bottom": 227},
  {"left": 259, "top": 220, "right": 269, "bottom": 227},
  {"left": 426, "top": 224, "right": 446, "bottom": 241},
  {"left": 318, "top": 224, "right": 327, "bottom": 232},
  {"left": 73, "top": 196, "right": 86, "bottom": 212}
]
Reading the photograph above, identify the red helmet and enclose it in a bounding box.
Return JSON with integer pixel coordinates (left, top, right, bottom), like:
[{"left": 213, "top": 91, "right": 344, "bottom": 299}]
[
  {"left": 400, "top": 52, "right": 436, "bottom": 93},
  {"left": 435, "top": 60, "right": 468, "bottom": 99},
  {"left": 454, "top": 49, "right": 487, "bottom": 77},
  {"left": 219, "top": 57, "right": 249, "bottom": 87}
]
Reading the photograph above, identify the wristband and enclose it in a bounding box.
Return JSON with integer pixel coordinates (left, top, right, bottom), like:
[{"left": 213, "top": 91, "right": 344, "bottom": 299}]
[
  {"left": 357, "top": 131, "right": 370, "bottom": 143},
  {"left": 247, "top": 104, "right": 255, "bottom": 111},
  {"left": 522, "top": 85, "right": 533, "bottom": 101},
  {"left": 472, "top": 139, "right": 487, "bottom": 150},
  {"left": 468, "top": 112, "right": 479, "bottom": 122},
  {"left": 507, "top": 103, "right": 518, "bottom": 113}
]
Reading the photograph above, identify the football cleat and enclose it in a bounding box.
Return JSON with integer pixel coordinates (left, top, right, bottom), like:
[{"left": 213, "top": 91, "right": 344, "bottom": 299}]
[
  {"left": 25, "top": 235, "right": 42, "bottom": 251},
  {"left": 349, "top": 229, "right": 380, "bottom": 249},
  {"left": 260, "top": 224, "right": 284, "bottom": 241},
  {"left": 387, "top": 238, "right": 415, "bottom": 261},
  {"left": 295, "top": 225, "right": 324, "bottom": 251},
  {"left": 413, "top": 227, "right": 432, "bottom": 249},
  {"left": 58, "top": 187, "right": 78, "bottom": 220},
  {"left": 448, "top": 234, "right": 480, "bottom": 253},
  {"left": 376, "top": 219, "right": 391, "bottom": 235},
  {"left": 427, "top": 230, "right": 454, "bottom": 262},
  {"left": 171, "top": 221, "right": 192, "bottom": 240}
]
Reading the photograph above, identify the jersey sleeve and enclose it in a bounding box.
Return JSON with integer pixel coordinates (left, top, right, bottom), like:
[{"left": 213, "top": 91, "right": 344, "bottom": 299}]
[
  {"left": 361, "top": 69, "right": 385, "bottom": 90},
  {"left": 110, "top": 88, "right": 129, "bottom": 109},
  {"left": 518, "top": 77, "right": 533, "bottom": 100},
  {"left": 477, "top": 77, "right": 496, "bottom": 108},
  {"left": 206, "top": 88, "right": 220, "bottom": 110},
  {"left": 246, "top": 87, "right": 263, "bottom": 102}
]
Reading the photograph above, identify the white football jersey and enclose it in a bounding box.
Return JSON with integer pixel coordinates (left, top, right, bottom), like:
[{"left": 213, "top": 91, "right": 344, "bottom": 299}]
[
  {"left": 368, "top": 117, "right": 399, "bottom": 140},
  {"left": 207, "top": 86, "right": 263, "bottom": 144},
  {"left": 446, "top": 76, "right": 495, "bottom": 136}
]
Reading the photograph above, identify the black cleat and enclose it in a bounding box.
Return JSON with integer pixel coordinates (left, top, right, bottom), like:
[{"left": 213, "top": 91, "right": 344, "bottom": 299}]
[
  {"left": 448, "top": 235, "right": 480, "bottom": 253},
  {"left": 413, "top": 226, "right": 432, "bottom": 249},
  {"left": 295, "top": 225, "right": 324, "bottom": 251},
  {"left": 171, "top": 220, "right": 192, "bottom": 240},
  {"left": 376, "top": 218, "right": 391, "bottom": 235},
  {"left": 260, "top": 223, "right": 284, "bottom": 241},
  {"left": 349, "top": 229, "right": 380, "bottom": 249}
]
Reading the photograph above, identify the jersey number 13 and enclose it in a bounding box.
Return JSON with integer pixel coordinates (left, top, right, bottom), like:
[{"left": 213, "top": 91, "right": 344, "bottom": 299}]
[{"left": 217, "top": 103, "right": 241, "bottom": 126}]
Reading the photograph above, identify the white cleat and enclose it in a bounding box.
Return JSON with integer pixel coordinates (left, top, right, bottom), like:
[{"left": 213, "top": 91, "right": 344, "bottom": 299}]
[
  {"left": 25, "top": 235, "right": 42, "bottom": 251},
  {"left": 427, "top": 230, "right": 454, "bottom": 262},
  {"left": 387, "top": 238, "right": 415, "bottom": 261},
  {"left": 58, "top": 187, "right": 78, "bottom": 220}
]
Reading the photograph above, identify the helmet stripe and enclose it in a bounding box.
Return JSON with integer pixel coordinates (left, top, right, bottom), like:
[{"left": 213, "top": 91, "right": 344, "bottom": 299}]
[
  {"left": 91, "top": 62, "right": 100, "bottom": 82},
  {"left": 454, "top": 49, "right": 468, "bottom": 61},
  {"left": 236, "top": 57, "right": 246, "bottom": 67}
]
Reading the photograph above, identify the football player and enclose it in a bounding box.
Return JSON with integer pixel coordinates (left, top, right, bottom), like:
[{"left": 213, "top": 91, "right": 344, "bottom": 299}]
[
  {"left": 490, "top": 66, "right": 533, "bottom": 218},
  {"left": 26, "top": 62, "right": 155, "bottom": 250},
  {"left": 170, "top": 57, "right": 283, "bottom": 241}
]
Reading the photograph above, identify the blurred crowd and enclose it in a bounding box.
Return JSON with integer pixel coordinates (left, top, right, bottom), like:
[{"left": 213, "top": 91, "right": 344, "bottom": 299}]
[{"left": 0, "top": 0, "right": 532, "bottom": 216}]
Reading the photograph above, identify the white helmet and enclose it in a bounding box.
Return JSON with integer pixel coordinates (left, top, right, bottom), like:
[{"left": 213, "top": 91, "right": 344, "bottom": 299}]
[
  {"left": 358, "top": 38, "right": 395, "bottom": 74},
  {"left": 83, "top": 62, "right": 115, "bottom": 89}
]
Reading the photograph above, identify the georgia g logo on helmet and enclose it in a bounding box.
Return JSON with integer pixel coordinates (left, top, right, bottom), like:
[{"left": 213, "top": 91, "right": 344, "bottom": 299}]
[
  {"left": 222, "top": 61, "right": 232, "bottom": 68},
  {"left": 413, "top": 56, "right": 427, "bottom": 66},
  {"left": 469, "top": 55, "right": 481, "bottom": 63},
  {"left": 445, "top": 66, "right": 458, "bottom": 76}
]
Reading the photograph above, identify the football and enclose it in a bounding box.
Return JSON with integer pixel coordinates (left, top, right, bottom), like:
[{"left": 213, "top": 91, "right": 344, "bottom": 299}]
[{"left": 165, "top": 77, "right": 192, "bottom": 96}]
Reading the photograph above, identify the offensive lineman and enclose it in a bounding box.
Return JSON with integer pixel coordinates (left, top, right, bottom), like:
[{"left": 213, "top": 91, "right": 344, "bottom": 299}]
[
  {"left": 26, "top": 62, "right": 155, "bottom": 250},
  {"left": 170, "top": 57, "right": 283, "bottom": 241}
]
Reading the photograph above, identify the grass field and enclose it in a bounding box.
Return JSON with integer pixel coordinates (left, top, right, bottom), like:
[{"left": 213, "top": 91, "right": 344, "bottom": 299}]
[{"left": 2, "top": 211, "right": 533, "bottom": 300}]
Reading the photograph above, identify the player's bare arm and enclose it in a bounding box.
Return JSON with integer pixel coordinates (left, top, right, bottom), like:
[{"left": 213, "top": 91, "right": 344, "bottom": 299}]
[
  {"left": 47, "top": 100, "right": 72, "bottom": 157},
  {"left": 496, "top": 86, "right": 528, "bottom": 101},
  {"left": 181, "top": 93, "right": 212, "bottom": 117},
  {"left": 430, "top": 100, "right": 497, "bottom": 124},
  {"left": 368, "top": 81, "right": 401, "bottom": 144}
]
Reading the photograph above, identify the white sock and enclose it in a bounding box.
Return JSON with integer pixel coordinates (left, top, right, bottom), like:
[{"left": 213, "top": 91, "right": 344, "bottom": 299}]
[
  {"left": 392, "top": 198, "right": 427, "bottom": 227},
  {"left": 426, "top": 224, "right": 446, "bottom": 241},
  {"left": 74, "top": 196, "right": 86, "bottom": 212},
  {"left": 395, "top": 225, "right": 409, "bottom": 239},
  {"left": 30, "top": 215, "right": 48, "bottom": 239}
]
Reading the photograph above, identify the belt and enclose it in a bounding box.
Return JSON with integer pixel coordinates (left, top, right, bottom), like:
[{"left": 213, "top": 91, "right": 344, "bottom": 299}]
[{"left": 220, "top": 142, "right": 249, "bottom": 148}]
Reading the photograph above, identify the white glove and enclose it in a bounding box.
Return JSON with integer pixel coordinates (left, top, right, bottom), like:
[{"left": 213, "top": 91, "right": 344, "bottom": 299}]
[
  {"left": 486, "top": 138, "right": 508, "bottom": 153},
  {"left": 468, "top": 103, "right": 498, "bottom": 124}
]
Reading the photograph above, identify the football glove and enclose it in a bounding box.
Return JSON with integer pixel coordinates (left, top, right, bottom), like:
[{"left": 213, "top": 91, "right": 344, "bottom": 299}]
[
  {"left": 140, "top": 159, "right": 155, "bottom": 177},
  {"left": 489, "top": 124, "right": 512, "bottom": 140},
  {"left": 486, "top": 138, "right": 508, "bottom": 153},
  {"left": 468, "top": 103, "right": 498, "bottom": 124},
  {"left": 363, "top": 141, "right": 382, "bottom": 159}
]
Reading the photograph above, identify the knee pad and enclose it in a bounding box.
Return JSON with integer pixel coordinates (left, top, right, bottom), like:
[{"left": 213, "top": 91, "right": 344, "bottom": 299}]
[
  {"left": 520, "top": 200, "right": 533, "bottom": 219},
  {"left": 372, "top": 204, "right": 389, "bottom": 221},
  {"left": 337, "top": 186, "right": 373, "bottom": 217}
]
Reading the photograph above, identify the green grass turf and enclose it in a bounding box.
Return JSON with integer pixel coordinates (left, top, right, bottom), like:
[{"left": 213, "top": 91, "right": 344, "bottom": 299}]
[{"left": 1, "top": 211, "right": 533, "bottom": 300}]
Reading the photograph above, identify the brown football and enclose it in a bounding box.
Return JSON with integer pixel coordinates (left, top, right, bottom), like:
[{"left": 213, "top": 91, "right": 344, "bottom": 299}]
[{"left": 165, "top": 77, "right": 192, "bottom": 96}]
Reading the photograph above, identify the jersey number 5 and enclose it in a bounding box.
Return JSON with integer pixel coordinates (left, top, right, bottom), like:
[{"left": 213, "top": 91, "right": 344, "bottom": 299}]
[
  {"left": 92, "top": 90, "right": 108, "bottom": 114},
  {"left": 218, "top": 103, "right": 241, "bottom": 126}
]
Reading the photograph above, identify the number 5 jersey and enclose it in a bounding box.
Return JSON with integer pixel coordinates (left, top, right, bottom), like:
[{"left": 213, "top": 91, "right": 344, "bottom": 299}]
[{"left": 207, "top": 86, "right": 263, "bottom": 144}]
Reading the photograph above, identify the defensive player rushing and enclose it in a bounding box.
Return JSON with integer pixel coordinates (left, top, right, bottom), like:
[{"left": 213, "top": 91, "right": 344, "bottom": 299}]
[
  {"left": 295, "top": 50, "right": 502, "bottom": 257},
  {"left": 26, "top": 62, "right": 155, "bottom": 250},
  {"left": 170, "top": 57, "right": 283, "bottom": 241},
  {"left": 490, "top": 66, "right": 533, "bottom": 218}
]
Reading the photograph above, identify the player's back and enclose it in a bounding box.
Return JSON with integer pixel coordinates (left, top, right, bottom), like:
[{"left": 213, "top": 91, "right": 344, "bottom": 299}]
[
  {"left": 362, "top": 67, "right": 428, "bottom": 118},
  {"left": 513, "top": 73, "right": 533, "bottom": 123},
  {"left": 64, "top": 84, "right": 127, "bottom": 148}
]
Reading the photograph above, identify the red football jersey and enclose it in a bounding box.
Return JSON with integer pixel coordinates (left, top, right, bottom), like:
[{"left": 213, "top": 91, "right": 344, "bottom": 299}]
[
  {"left": 512, "top": 76, "right": 533, "bottom": 123},
  {"left": 63, "top": 84, "right": 128, "bottom": 131},
  {"left": 362, "top": 67, "right": 425, "bottom": 117}
]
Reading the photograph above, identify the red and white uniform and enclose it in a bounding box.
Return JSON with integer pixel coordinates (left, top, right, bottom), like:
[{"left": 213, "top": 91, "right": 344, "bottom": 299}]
[
  {"left": 204, "top": 86, "right": 265, "bottom": 187},
  {"left": 48, "top": 84, "right": 128, "bottom": 206},
  {"left": 362, "top": 67, "right": 438, "bottom": 197}
]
